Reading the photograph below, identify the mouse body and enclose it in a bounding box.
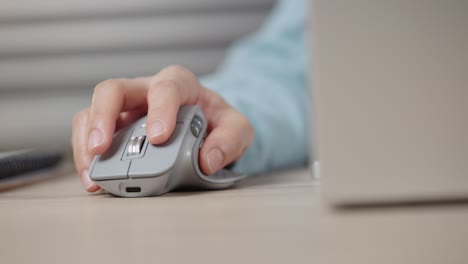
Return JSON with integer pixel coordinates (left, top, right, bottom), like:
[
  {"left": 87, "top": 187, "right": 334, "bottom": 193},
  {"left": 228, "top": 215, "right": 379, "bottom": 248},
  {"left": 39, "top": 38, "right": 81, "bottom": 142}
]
[{"left": 89, "top": 105, "right": 246, "bottom": 197}]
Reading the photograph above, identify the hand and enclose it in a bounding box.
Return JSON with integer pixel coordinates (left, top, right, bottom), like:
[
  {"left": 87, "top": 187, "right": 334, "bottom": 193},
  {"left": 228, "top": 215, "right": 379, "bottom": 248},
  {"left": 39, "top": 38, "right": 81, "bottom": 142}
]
[{"left": 72, "top": 65, "right": 254, "bottom": 192}]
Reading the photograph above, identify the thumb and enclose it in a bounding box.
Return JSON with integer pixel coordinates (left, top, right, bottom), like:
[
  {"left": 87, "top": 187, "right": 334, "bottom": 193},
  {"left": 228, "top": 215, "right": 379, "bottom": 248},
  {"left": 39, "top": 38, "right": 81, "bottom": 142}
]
[{"left": 198, "top": 110, "right": 254, "bottom": 175}]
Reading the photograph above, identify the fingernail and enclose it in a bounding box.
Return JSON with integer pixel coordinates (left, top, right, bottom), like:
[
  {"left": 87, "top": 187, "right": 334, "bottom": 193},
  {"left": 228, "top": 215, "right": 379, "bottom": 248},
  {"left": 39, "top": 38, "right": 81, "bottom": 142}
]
[
  {"left": 149, "top": 120, "right": 165, "bottom": 139},
  {"left": 80, "top": 169, "right": 95, "bottom": 191},
  {"left": 207, "top": 148, "right": 223, "bottom": 173},
  {"left": 88, "top": 129, "right": 104, "bottom": 151}
]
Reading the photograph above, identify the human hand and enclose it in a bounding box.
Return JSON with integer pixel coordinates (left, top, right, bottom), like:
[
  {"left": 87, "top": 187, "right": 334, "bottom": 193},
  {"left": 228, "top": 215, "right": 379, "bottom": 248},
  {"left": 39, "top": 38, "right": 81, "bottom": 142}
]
[{"left": 72, "top": 65, "right": 254, "bottom": 192}]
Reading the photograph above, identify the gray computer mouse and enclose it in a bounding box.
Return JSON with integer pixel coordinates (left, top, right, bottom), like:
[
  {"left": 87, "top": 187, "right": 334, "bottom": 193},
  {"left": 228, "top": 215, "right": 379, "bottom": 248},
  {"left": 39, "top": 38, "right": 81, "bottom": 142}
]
[{"left": 89, "top": 105, "right": 246, "bottom": 197}]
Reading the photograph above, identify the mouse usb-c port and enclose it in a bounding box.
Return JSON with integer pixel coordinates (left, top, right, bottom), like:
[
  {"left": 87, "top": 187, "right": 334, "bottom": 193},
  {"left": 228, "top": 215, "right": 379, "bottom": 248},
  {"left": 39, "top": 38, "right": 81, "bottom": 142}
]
[{"left": 126, "top": 187, "right": 141, "bottom": 193}]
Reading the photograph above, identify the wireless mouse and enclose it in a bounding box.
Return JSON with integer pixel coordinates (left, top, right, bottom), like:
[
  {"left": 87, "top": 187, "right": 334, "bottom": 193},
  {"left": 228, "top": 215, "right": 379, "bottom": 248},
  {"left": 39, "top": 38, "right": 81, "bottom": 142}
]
[{"left": 89, "top": 105, "right": 246, "bottom": 197}]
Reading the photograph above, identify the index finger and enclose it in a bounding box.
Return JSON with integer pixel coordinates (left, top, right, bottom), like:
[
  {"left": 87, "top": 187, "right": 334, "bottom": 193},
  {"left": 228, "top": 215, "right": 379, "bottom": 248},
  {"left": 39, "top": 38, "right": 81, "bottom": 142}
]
[
  {"left": 72, "top": 108, "right": 100, "bottom": 192},
  {"left": 86, "top": 77, "right": 150, "bottom": 155},
  {"left": 146, "top": 65, "right": 204, "bottom": 144}
]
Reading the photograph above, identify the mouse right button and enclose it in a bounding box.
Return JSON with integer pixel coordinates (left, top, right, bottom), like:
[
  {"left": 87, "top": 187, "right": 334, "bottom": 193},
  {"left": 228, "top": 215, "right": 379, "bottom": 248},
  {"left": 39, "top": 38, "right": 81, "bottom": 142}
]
[{"left": 128, "top": 123, "right": 186, "bottom": 178}]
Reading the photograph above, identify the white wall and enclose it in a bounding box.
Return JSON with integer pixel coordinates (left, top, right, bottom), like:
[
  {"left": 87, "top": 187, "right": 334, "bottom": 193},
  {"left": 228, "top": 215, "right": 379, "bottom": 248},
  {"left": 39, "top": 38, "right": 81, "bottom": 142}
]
[{"left": 0, "top": 0, "right": 274, "bottom": 149}]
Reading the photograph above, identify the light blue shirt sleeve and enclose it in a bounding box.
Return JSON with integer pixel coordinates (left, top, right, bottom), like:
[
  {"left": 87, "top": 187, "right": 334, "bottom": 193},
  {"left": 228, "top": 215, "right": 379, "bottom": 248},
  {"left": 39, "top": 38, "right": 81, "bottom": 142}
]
[{"left": 200, "top": 0, "right": 309, "bottom": 175}]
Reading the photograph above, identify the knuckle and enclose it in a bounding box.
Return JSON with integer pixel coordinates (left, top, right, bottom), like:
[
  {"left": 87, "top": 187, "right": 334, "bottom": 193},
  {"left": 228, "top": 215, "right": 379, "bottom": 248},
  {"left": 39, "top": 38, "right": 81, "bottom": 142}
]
[
  {"left": 94, "top": 79, "right": 124, "bottom": 94},
  {"left": 72, "top": 108, "right": 89, "bottom": 126},
  {"left": 72, "top": 112, "right": 81, "bottom": 127},
  {"left": 234, "top": 113, "right": 253, "bottom": 135},
  {"left": 236, "top": 114, "right": 255, "bottom": 150},
  {"left": 237, "top": 114, "right": 250, "bottom": 128},
  {"left": 161, "top": 64, "right": 189, "bottom": 77},
  {"left": 92, "top": 111, "right": 107, "bottom": 121},
  {"left": 150, "top": 79, "right": 179, "bottom": 91},
  {"left": 148, "top": 79, "right": 180, "bottom": 99}
]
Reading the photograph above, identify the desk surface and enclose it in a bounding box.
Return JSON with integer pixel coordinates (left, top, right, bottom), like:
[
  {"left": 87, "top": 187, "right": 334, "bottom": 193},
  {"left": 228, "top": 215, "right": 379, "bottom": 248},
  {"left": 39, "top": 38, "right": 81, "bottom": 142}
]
[
  {"left": 0, "top": 165, "right": 320, "bottom": 264},
  {"left": 2, "top": 165, "right": 468, "bottom": 264}
]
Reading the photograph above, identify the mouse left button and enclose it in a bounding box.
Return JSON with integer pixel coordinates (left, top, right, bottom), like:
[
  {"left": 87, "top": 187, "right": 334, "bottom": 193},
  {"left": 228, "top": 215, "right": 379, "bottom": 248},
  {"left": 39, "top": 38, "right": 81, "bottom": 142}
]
[
  {"left": 89, "top": 130, "right": 132, "bottom": 181},
  {"left": 90, "top": 158, "right": 130, "bottom": 180}
]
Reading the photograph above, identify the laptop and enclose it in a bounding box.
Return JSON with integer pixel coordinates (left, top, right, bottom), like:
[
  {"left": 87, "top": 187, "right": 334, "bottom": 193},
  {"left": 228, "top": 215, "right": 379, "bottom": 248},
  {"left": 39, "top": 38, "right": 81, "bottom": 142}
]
[{"left": 311, "top": 0, "right": 468, "bottom": 205}]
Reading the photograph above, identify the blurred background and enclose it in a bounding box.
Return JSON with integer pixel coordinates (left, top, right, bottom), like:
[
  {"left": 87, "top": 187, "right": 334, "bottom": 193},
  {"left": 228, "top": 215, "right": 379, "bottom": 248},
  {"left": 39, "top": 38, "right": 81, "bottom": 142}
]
[{"left": 0, "top": 0, "right": 274, "bottom": 150}]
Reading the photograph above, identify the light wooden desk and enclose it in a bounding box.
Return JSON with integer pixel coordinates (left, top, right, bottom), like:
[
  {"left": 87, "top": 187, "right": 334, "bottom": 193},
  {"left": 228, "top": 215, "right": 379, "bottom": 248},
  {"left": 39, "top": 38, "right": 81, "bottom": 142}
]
[
  {"left": 2, "top": 164, "right": 468, "bottom": 264},
  {"left": 0, "top": 165, "right": 320, "bottom": 264}
]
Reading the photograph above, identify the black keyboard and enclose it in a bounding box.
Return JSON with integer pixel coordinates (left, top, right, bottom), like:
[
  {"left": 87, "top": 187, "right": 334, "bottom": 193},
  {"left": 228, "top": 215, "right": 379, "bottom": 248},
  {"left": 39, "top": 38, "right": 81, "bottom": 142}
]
[{"left": 0, "top": 150, "right": 63, "bottom": 179}]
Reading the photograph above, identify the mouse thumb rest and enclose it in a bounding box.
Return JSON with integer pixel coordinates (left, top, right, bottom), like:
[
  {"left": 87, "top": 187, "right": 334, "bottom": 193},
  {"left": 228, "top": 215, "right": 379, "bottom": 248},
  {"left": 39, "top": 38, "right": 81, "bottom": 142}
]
[{"left": 89, "top": 105, "right": 246, "bottom": 197}]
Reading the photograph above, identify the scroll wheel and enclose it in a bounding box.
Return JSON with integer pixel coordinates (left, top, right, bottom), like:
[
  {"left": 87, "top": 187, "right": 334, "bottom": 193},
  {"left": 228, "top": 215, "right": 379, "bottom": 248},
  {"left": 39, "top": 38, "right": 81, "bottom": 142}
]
[{"left": 126, "top": 136, "right": 146, "bottom": 156}]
